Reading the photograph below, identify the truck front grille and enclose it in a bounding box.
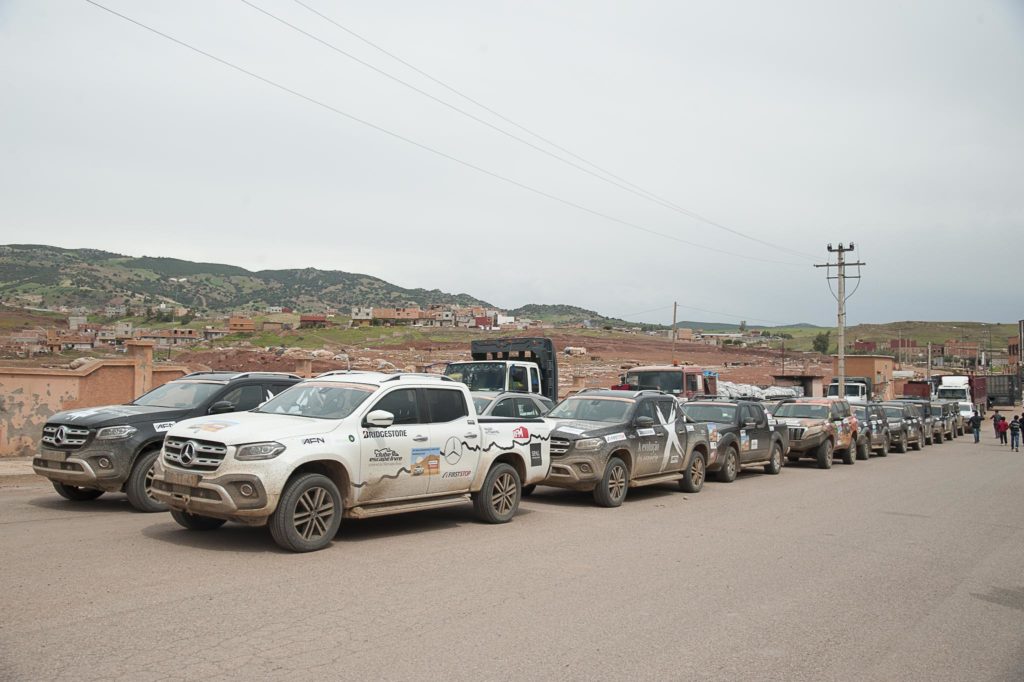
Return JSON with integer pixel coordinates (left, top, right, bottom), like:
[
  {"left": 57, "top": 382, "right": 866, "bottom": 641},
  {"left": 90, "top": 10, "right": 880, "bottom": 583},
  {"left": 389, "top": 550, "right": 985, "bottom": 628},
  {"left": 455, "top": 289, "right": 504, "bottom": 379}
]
[
  {"left": 788, "top": 427, "right": 805, "bottom": 441},
  {"left": 41, "top": 424, "right": 91, "bottom": 450},
  {"left": 164, "top": 438, "right": 228, "bottom": 472},
  {"left": 550, "top": 437, "right": 571, "bottom": 455}
]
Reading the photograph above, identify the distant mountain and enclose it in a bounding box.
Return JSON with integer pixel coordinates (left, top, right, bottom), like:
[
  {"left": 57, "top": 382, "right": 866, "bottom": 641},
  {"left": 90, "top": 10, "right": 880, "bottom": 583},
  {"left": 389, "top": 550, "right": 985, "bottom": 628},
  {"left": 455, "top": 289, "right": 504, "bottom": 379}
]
[{"left": 0, "top": 244, "right": 490, "bottom": 312}]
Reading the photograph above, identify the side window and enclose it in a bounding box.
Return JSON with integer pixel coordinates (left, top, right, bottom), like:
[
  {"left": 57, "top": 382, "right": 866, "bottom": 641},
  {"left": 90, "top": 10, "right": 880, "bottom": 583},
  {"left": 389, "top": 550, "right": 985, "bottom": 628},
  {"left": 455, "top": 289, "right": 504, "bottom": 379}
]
[
  {"left": 490, "top": 399, "right": 517, "bottom": 418},
  {"left": 656, "top": 400, "right": 675, "bottom": 422},
  {"left": 635, "top": 400, "right": 658, "bottom": 422},
  {"left": 514, "top": 398, "right": 540, "bottom": 418},
  {"left": 538, "top": 397, "right": 554, "bottom": 414},
  {"left": 529, "top": 367, "right": 540, "bottom": 394},
  {"left": 509, "top": 366, "right": 527, "bottom": 392},
  {"left": 426, "top": 388, "right": 469, "bottom": 423},
  {"left": 269, "top": 383, "right": 294, "bottom": 396},
  {"left": 685, "top": 374, "right": 699, "bottom": 394},
  {"left": 749, "top": 404, "right": 766, "bottom": 424},
  {"left": 220, "top": 384, "right": 266, "bottom": 411},
  {"left": 371, "top": 388, "right": 421, "bottom": 425}
]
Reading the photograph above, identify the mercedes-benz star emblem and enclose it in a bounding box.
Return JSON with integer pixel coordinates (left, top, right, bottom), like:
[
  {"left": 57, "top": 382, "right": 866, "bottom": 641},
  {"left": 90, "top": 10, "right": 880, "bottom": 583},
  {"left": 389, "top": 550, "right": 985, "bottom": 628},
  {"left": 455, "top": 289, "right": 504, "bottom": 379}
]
[
  {"left": 53, "top": 426, "right": 67, "bottom": 446},
  {"left": 180, "top": 441, "right": 197, "bottom": 467}
]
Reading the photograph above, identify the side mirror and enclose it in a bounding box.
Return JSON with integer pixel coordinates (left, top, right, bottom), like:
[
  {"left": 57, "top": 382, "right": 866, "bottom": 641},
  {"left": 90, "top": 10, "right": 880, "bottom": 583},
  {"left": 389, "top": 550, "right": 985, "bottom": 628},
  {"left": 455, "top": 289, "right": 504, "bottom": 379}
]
[
  {"left": 364, "top": 410, "right": 395, "bottom": 428},
  {"left": 209, "top": 400, "right": 235, "bottom": 415},
  {"left": 635, "top": 416, "right": 655, "bottom": 428}
]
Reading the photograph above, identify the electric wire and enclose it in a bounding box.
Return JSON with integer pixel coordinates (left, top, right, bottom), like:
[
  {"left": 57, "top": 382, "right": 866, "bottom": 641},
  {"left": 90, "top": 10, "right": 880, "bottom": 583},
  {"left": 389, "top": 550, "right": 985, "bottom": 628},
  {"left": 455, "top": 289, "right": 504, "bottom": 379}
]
[
  {"left": 286, "top": 0, "right": 817, "bottom": 261},
  {"left": 82, "top": 0, "right": 802, "bottom": 266}
]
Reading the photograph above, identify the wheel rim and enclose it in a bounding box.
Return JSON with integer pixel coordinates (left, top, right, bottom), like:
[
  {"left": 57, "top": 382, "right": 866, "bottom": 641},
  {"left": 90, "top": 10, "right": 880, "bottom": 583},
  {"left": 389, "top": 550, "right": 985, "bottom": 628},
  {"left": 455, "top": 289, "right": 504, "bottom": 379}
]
[
  {"left": 608, "top": 464, "right": 626, "bottom": 500},
  {"left": 772, "top": 447, "right": 780, "bottom": 469},
  {"left": 691, "top": 456, "right": 705, "bottom": 486},
  {"left": 491, "top": 472, "right": 518, "bottom": 515},
  {"left": 144, "top": 464, "right": 158, "bottom": 501},
  {"left": 293, "top": 486, "right": 335, "bottom": 541},
  {"left": 727, "top": 451, "right": 737, "bottom": 477}
]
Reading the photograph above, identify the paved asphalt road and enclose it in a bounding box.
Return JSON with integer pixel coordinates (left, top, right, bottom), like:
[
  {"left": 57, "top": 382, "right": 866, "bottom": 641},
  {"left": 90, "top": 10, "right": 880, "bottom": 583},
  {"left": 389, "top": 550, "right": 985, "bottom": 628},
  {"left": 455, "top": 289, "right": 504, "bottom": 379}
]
[{"left": 2, "top": 435, "right": 1023, "bottom": 681}]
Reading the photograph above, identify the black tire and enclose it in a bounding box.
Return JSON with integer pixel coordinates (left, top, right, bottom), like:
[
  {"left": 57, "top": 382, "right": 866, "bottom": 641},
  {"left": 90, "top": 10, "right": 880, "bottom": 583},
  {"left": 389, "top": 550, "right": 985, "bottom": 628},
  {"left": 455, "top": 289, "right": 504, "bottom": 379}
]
[
  {"left": 911, "top": 429, "right": 923, "bottom": 451},
  {"left": 935, "top": 430, "right": 943, "bottom": 444},
  {"left": 856, "top": 436, "right": 870, "bottom": 461},
  {"left": 521, "top": 484, "right": 537, "bottom": 497},
  {"left": 269, "top": 473, "right": 342, "bottom": 552},
  {"left": 680, "top": 451, "right": 706, "bottom": 492},
  {"left": 170, "top": 508, "right": 226, "bottom": 531},
  {"left": 125, "top": 448, "right": 167, "bottom": 513},
  {"left": 473, "top": 463, "right": 521, "bottom": 523},
  {"left": 896, "top": 432, "right": 908, "bottom": 453},
  {"left": 764, "top": 442, "right": 782, "bottom": 475},
  {"left": 877, "top": 434, "right": 889, "bottom": 457},
  {"left": 816, "top": 439, "right": 834, "bottom": 469},
  {"left": 52, "top": 482, "right": 104, "bottom": 501},
  {"left": 840, "top": 439, "right": 856, "bottom": 465},
  {"left": 593, "top": 457, "right": 629, "bottom": 507},
  {"left": 717, "top": 446, "right": 739, "bottom": 483}
]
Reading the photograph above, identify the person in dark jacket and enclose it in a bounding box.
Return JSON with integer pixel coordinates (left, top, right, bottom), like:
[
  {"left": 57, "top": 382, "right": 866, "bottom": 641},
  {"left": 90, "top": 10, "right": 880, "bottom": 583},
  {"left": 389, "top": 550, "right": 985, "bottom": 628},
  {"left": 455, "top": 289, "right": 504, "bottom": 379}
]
[
  {"left": 991, "top": 410, "right": 1001, "bottom": 437},
  {"left": 1010, "top": 416, "right": 1021, "bottom": 452},
  {"left": 969, "top": 412, "right": 982, "bottom": 443}
]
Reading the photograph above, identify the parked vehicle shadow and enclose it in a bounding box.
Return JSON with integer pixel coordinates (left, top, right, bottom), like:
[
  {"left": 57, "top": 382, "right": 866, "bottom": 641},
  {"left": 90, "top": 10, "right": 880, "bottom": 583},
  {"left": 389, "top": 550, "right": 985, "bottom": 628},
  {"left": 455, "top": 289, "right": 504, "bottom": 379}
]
[
  {"left": 142, "top": 520, "right": 275, "bottom": 553},
  {"left": 28, "top": 493, "right": 138, "bottom": 514},
  {"left": 523, "top": 485, "right": 678, "bottom": 508}
]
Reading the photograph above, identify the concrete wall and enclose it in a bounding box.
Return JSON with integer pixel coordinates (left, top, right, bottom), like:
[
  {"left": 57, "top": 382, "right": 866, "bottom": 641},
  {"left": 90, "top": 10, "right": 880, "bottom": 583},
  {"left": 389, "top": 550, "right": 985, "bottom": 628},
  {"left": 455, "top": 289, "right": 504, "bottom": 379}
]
[{"left": 0, "top": 342, "right": 189, "bottom": 457}]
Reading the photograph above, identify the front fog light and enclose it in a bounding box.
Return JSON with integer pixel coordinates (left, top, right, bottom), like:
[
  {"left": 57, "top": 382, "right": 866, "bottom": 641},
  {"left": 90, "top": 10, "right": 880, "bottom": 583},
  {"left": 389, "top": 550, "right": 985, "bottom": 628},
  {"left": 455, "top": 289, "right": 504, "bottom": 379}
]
[
  {"left": 97, "top": 457, "right": 112, "bottom": 469},
  {"left": 239, "top": 483, "right": 256, "bottom": 497},
  {"left": 579, "top": 463, "right": 593, "bottom": 474}
]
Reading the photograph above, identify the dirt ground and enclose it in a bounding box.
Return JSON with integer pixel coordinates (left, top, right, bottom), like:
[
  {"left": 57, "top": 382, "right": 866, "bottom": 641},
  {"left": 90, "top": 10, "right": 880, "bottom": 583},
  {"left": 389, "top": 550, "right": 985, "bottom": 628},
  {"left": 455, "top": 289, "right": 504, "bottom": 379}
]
[{"left": 172, "top": 332, "right": 832, "bottom": 395}]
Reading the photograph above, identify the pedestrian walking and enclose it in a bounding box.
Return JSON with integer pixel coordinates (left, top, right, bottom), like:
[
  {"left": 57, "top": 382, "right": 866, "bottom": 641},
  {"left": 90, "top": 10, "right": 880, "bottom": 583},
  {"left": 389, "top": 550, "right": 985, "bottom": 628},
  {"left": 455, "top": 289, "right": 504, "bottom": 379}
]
[
  {"left": 991, "top": 410, "right": 1002, "bottom": 437},
  {"left": 969, "top": 411, "right": 982, "bottom": 443},
  {"left": 997, "top": 416, "right": 1009, "bottom": 445},
  {"left": 1010, "top": 416, "right": 1021, "bottom": 452}
]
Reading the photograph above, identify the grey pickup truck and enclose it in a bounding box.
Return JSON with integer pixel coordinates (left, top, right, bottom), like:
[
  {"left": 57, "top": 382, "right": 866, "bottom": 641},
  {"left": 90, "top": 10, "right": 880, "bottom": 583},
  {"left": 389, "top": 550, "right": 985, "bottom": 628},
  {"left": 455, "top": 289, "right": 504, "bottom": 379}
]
[{"left": 540, "top": 389, "right": 711, "bottom": 507}]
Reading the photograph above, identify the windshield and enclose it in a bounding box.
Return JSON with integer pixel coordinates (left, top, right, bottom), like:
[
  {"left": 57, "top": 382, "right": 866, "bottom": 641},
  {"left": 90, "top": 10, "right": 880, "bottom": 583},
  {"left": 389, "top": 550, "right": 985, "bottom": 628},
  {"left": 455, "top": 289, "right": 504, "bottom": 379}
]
[
  {"left": 682, "top": 404, "right": 736, "bottom": 423},
  {"left": 959, "top": 402, "right": 974, "bottom": 413},
  {"left": 930, "top": 406, "right": 943, "bottom": 416},
  {"left": 624, "top": 371, "right": 682, "bottom": 394},
  {"left": 937, "top": 387, "right": 967, "bottom": 399},
  {"left": 255, "top": 382, "right": 373, "bottom": 420},
  {"left": 473, "top": 396, "right": 494, "bottom": 413},
  {"left": 132, "top": 381, "right": 223, "bottom": 408},
  {"left": 774, "top": 403, "right": 829, "bottom": 419},
  {"left": 853, "top": 407, "right": 867, "bottom": 421},
  {"left": 827, "top": 384, "right": 865, "bottom": 397},
  {"left": 547, "top": 397, "right": 634, "bottom": 423},
  {"left": 884, "top": 406, "right": 904, "bottom": 419},
  {"left": 444, "top": 362, "right": 506, "bottom": 391}
]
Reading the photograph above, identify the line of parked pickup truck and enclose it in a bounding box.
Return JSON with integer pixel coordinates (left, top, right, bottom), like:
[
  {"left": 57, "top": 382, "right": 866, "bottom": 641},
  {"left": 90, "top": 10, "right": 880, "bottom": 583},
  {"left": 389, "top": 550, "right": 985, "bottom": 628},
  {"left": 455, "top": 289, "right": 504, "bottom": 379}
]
[{"left": 30, "top": 337, "right": 969, "bottom": 552}]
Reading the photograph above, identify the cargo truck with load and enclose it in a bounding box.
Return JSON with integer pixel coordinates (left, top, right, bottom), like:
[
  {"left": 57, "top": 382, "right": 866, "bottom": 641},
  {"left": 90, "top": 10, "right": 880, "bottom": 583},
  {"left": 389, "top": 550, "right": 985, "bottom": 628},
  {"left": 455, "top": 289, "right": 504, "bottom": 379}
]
[
  {"left": 444, "top": 337, "right": 559, "bottom": 401},
  {"left": 613, "top": 365, "right": 717, "bottom": 399},
  {"left": 937, "top": 375, "right": 988, "bottom": 414},
  {"left": 826, "top": 376, "right": 873, "bottom": 403}
]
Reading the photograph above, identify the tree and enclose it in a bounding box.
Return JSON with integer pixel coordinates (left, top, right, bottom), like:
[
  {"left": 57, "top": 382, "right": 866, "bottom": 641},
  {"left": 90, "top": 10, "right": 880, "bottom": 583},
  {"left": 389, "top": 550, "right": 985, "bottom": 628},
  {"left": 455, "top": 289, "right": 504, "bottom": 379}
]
[
  {"left": 812, "top": 331, "right": 831, "bottom": 354},
  {"left": 739, "top": 320, "right": 747, "bottom": 332}
]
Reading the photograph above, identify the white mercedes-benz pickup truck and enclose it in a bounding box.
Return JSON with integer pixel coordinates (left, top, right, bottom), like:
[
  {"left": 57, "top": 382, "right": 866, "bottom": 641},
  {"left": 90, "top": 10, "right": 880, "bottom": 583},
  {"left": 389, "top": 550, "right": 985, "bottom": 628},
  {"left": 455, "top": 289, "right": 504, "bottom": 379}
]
[{"left": 150, "top": 372, "right": 551, "bottom": 552}]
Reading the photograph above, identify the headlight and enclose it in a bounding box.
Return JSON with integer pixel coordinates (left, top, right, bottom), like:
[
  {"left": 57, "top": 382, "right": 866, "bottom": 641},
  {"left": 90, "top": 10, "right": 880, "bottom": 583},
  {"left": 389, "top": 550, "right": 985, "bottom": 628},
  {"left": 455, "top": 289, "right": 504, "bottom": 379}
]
[
  {"left": 235, "top": 442, "right": 286, "bottom": 461},
  {"left": 96, "top": 425, "right": 137, "bottom": 440},
  {"left": 573, "top": 438, "right": 603, "bottom": 451}
]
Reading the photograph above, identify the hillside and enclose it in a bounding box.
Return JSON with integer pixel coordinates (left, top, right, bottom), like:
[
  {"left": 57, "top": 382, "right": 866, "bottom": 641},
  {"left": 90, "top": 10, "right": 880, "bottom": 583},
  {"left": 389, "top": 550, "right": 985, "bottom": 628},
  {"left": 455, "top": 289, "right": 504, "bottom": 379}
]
[{"left": 0, "top": 244, "right": 490, "bottom": 313}]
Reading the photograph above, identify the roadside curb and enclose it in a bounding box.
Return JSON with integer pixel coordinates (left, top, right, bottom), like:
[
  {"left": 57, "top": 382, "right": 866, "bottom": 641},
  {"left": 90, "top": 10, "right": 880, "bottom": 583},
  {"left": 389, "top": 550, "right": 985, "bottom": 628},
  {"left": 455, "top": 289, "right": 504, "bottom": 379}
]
[{"left": 0, "top": 457, "right": 46, "bottom": 488}]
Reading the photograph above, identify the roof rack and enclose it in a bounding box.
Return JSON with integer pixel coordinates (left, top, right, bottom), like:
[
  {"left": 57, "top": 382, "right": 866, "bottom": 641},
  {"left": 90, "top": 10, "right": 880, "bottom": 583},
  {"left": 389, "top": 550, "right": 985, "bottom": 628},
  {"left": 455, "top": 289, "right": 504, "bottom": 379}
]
[
  {"left": 182, "top": 370, "right": 301, "bottom": 380},
  {"left": 381, "top": 373, "right": 454, "bottom": 382}
]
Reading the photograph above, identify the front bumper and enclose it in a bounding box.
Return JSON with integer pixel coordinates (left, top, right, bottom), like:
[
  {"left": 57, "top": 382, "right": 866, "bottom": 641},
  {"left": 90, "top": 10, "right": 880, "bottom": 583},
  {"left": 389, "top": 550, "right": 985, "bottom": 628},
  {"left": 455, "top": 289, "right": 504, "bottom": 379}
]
[
  {"left": 149, "top": 458, "right": 272, "bottom": 524},
  {"left": 32, "top": 441, "right": 136, "bottom": 492},
  {"left": 787, "top": 431, "right": 827, "bottom": 453},
  {"left": 542, "top": 454, "right": 605, "bottom": 491}
]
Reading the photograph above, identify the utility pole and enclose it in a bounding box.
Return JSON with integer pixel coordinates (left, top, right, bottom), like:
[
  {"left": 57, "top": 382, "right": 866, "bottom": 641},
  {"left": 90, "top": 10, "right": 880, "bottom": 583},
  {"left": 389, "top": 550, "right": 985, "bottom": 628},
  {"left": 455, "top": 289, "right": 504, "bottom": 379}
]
[
  {"left": 927, "top": 342, "right": 932, "bottom": 380},
  {"left": 815, "top": 243, "right": 865, "bottom": 397},
  {"left": 671, "top": 301, "right": 678, "bottom": 363}
]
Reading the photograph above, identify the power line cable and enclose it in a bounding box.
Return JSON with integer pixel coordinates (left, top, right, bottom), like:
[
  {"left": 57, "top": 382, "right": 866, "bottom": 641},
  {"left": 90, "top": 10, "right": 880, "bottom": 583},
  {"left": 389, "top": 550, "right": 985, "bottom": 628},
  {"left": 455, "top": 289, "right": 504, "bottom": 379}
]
[
  {"left": 82, "top": 0, "right": 802, "bottom": 266},
  {"left": 287, "top": 0, "right": 817, "bottom": 261}
]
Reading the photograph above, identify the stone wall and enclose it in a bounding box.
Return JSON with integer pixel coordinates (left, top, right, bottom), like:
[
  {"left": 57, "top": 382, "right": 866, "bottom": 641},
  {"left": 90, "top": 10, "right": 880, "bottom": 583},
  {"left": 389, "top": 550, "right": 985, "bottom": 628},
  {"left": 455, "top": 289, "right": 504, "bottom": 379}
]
[{"left": 0, "top": 342, "right": 189, "bottom": 457}]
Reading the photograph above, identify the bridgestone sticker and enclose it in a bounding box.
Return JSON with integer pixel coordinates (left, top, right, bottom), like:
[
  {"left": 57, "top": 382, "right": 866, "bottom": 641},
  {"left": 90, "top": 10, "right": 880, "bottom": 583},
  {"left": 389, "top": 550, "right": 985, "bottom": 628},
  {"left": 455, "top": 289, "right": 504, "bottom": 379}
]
[
  {"left": 636, "top": 428, "right": 656, "bottom": 437},
  {"left": 363, "top": 429, "right": 408, "bottom": 439},
  {"left": 153, "top": 421, "right": 175, "bottom": 432},
  {"left": 605, "top": 432, "right": 627, "bottom": 443}
]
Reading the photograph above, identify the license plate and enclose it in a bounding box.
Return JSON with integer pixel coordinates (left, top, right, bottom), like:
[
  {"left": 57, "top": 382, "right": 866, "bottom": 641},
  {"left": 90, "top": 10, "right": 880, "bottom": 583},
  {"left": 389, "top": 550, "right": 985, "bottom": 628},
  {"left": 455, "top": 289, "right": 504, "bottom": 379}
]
[
  {"left": 164, "top": 470, "right": 201, "bottom": 487},
  {"left": 46, "top": 451, "right": 67, "bottom": 462}
]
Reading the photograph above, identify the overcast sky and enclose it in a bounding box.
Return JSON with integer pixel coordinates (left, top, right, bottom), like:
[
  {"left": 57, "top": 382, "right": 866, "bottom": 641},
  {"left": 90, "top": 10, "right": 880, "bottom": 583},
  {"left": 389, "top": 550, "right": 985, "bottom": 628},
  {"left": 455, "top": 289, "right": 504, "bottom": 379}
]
[{"left": 2, "top": 1, "right": 1022, "bottom": 326}]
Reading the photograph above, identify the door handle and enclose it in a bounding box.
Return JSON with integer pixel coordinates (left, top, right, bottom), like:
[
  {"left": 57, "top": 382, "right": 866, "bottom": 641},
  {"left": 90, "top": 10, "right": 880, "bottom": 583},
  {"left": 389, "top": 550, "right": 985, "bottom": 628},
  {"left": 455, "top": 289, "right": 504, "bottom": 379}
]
[
  {"left": 412, "top": 435, "right": 428, "bottom": 442},
  {"left": 464, "top": 433, "right": 478, "bottom": 439}
]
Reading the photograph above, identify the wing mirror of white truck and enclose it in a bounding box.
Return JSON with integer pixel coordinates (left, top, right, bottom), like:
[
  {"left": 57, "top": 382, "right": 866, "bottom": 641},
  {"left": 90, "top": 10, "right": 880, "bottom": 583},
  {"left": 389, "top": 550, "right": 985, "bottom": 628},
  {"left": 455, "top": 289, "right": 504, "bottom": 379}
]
[{"left": 364, "top": 410, "right": 395, "bottom": 428}]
